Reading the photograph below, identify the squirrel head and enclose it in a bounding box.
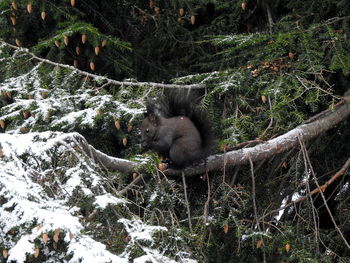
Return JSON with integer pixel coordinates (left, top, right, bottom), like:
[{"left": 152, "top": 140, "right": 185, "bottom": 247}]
[{"left": 140, "top": 113, "right": 160, "bottom": 149}]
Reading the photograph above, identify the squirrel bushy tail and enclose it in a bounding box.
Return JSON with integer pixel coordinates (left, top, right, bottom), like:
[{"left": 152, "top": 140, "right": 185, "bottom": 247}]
[{"left": 145, "top": 89, "right": 216, "bottom": 162}]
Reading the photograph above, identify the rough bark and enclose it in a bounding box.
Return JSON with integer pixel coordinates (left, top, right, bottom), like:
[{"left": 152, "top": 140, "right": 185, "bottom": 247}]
[{"left": 80, "top": 101, "right": 350, "bottom": 177}]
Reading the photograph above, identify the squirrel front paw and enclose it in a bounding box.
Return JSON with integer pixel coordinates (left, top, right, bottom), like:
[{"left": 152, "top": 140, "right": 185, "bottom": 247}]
[{"left": 158, "top": 162, "right": 169, "bottom": 171}]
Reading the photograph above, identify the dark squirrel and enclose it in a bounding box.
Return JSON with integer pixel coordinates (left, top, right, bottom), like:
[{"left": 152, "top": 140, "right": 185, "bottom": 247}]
[{"left": 140, "top": 90, "right": 215, "bottom": 168}]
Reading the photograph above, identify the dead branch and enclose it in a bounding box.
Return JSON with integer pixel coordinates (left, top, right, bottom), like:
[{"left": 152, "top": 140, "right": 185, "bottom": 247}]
[
  {"left": 263, "top": 157, "right": 350, "bottom": 221},
  {"left": 299, "top": 136, "right": 350, "bottom": 250},
  {"left": 300, "top": 157, "right": 350, "bottom": 201}
]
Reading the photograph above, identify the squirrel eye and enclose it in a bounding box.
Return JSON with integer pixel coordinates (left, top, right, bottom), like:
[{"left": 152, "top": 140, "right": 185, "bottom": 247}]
[{"left": 146, "top": 129, "right": 150, "bottom": 133}]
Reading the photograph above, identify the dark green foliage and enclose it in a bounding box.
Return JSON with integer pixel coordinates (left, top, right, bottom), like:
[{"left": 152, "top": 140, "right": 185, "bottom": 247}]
[{"left": 1, "top": 0, "right": 350, "bottom": 262}]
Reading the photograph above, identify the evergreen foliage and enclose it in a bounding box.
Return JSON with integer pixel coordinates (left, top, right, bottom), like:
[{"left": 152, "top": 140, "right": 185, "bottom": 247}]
[{"left": 0, "top": 0, "right": 349, "bottom": 262}]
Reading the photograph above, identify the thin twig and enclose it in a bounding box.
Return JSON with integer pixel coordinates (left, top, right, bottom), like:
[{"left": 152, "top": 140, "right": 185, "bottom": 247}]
[
  {"left": 295, "top": 75, "right": 338, "bottom": 99},
  {"left": 303, "top": 100, "right": 344, "bottom": 124},
  {"left": 264, "top": 2, "right": 274, "bottom": 35},
  {"left": 203, "top": 171, "right": 210, "bottom": 225},
  {"left": 229, "top": 165, "right": 241, "bottom": 187},
  {"left": 249, "top": 157, "right": 266, "bottom": 263},
  {"left": 182, "top": 171, "right": 192, "bottom": 232},
  {"left": 299, "top": 136, "right": 320, "bottom": 253},
  {"left": 299, "top": 136, "right": 350, "bottom": 250},
  {"left": 118, "top": 174, "right": 147, "bottom": 196},
  {"left": 223, "top": 147, "right": 227, "bottom": 183},
  {"left": 249, "top": 157, "right": 259, "bottom": 228},
  {"left": 263, "top": 157, "right": 350, "bottom": 219},
  {"left": 258, "top": 95, "right": 273, "bottom": 139}
]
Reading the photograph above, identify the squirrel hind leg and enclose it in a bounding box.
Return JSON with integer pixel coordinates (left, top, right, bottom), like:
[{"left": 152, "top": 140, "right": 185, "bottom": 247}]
[{"left": 169, "top": 144, "right": 203, "bottom": 168}]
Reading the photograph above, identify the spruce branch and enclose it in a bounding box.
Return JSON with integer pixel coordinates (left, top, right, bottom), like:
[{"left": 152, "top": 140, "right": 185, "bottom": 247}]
[{"left": 0, "top": 40, "right": 205, "bottom": 90}]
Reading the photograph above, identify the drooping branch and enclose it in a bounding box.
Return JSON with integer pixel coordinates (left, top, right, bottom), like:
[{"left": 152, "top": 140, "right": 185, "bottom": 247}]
[
  {"left": 261, "top": 157, "right": 350, "bottom": 220},
  {"left": 76, "top": 101, "right": 350, "bottom": 177},
  {"left": 0, "top": 40, "right": 204, "bottom": 90}
]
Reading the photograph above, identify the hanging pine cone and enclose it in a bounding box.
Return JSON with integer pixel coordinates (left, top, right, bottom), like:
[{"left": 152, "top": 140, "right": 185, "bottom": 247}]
[
  {"left": 190, "top": 15, "right": 196, "bottom": 25},
  {"left": 94, "top": 46, "right": 100, "bottom": 55},
  {"left": 15, "top": 38, "right": 21, "bottom": 46},
  {"left": 114, "top": 120, "right": 121, "bottom": 130},
  {"left": 122, "top": 137, "right": 127, "bottom": 146},
  {"left": 10, "top": 16, "right": 16, "bottom": 25},
  {"left": 41, "top": 11, "right": 46, "bottom": 20},
  {"left": 154, "top": 6, "right": 161, "bottom": 15},
  {"left": 0, "top": 120, "right": 6, "bottom": 129},
  {"left": 11, "top": 2, "right": 18, "bottom": 10},
  {"left": 179, "top": 8, "right": 185, "bottom": 17},
  {"left": 34, "top": 248, "right": 40, "bottom": 258},
  {"left": 27, "top": 3, "right": 33, "bottom": 13},
  {"left": 81, "top": 34, "right": 87, "bottom": 44},
  {"left": 63, "top": 35, "right": 69, "bottom": 46},
  {"left": 89, "top": 61, "right": 95, "bottom": 71}
]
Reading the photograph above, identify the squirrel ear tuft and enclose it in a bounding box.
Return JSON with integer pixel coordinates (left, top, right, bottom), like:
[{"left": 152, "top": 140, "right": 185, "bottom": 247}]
[{"left": 148, "top": 113, "right": 160, "bottom": 125}]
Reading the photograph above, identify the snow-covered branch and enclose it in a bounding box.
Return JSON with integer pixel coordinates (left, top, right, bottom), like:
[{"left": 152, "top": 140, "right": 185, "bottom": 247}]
[
  {"left": 0, "top": 132, "right": 193, "bottom": 262},
  {"left": 0, "top": 40, "right": 205, "bottom": 90}
]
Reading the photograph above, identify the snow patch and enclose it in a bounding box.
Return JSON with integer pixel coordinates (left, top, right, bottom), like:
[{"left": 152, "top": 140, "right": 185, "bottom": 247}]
[
  {"left": 94, "top": 193, "right": 127, "bottom": 209},
  {"left": 68, "top": 236, "right": 128, "bottom": 263},
  {"left": 118, "top": 218, "right": 167, "bottom": 244}
]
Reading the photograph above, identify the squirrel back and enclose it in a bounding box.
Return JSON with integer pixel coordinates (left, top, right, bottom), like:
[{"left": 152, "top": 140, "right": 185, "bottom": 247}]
[{"left": 141, "top": 89, "right": 215, "bottom": 168}]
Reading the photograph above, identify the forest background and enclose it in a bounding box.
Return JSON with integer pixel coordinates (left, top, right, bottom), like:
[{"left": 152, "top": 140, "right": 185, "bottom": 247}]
[{"left": 0, "top": 0, "right": 349, "bottom": 262}]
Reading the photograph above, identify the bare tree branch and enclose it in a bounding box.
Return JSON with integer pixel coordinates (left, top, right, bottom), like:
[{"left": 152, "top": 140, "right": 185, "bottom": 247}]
[
  {"left": 75, "top": 101, "right": 350, "bottom": 177},
  {"left": 165, "top": 102, "right": 350, "bottom": 176}
]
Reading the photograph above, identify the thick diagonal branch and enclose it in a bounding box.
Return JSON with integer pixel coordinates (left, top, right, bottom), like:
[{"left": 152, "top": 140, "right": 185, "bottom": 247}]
[
  {"left": 166, "top": 102, "right": 350, "bottom": 176},
  {"left": 77, "top": 102, "right": 350, "bottom": 177}
]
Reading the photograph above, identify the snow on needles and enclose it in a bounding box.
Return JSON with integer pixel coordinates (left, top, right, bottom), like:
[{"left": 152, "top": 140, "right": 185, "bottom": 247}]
[
  {"left": 94, "top": 193, "right": 127, "bottom": 209},
  {"left": 0, "top": 47, "right": 195, "bottom": 262},
  {"left": 0, "top": 63, "right": 144, "bottom": 134},
  {"left": 0, "top": 132, "right": 171, "bottom": 262}
]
